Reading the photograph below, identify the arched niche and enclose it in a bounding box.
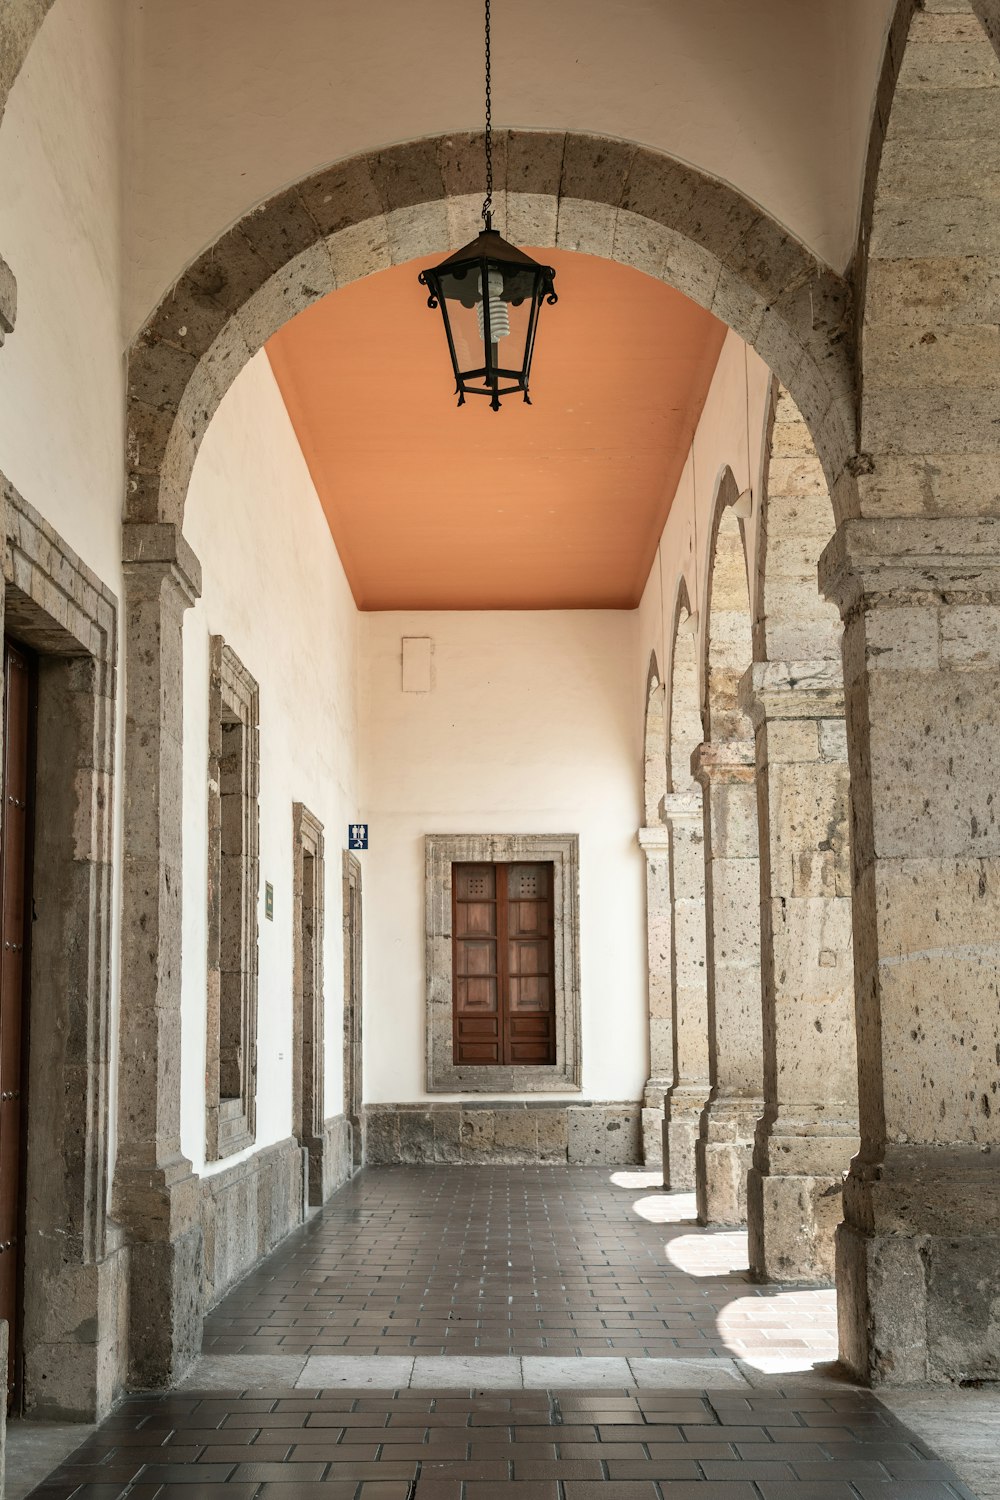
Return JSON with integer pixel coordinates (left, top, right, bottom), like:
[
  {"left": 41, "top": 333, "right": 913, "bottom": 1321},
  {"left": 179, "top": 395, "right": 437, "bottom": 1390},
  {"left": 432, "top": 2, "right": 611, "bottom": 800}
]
[{"left": 642, "top": 650, "right": 666, "bottom": 826}]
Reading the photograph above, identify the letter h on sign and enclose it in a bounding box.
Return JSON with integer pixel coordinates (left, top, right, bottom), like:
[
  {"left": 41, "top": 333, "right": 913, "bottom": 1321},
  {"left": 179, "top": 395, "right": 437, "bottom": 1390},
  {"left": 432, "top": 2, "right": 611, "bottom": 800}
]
[{"left": 348, "top": 824, "right": 368, "bottom": 850}]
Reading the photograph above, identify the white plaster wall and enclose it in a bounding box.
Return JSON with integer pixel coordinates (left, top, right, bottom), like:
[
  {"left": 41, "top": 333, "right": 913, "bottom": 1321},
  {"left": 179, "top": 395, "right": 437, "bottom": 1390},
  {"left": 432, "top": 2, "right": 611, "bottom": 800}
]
[
  {"left": 181, "top": 351, "right": 360, "bottom": 1176},
  {"left": 360, "top": 609, "right": 644, "bottom": 1104},
  {"left": 0, "top": 0, "right": 124, "bottom": 584},
  {"left": 0, "top": 0, "right": 128, "bottom": 1182},
  {"left": 123, "top": 0, "right": 893, "bottom": 333},
  {"left": 637, "top": 331, "right": 773, "bottom": 731}
]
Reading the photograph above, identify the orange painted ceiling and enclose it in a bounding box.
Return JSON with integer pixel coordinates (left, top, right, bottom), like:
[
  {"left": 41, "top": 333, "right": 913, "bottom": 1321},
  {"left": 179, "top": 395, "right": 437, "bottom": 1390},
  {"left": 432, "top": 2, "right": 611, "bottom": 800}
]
[{"left": 266, "top": 250, "right": 726, "bottom": 610}]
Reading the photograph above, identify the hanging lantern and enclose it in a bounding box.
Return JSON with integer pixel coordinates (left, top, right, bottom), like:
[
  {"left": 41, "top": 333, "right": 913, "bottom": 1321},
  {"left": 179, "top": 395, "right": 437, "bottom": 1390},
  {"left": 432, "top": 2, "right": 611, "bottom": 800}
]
[{"left": 419, "top": 0, "right": 557, "bottom": 410}]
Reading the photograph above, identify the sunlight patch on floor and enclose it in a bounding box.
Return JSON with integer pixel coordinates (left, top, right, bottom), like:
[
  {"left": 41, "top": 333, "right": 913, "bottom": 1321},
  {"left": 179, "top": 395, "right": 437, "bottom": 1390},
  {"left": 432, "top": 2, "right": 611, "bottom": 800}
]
[
  {"left": 630, "top": 1190, "right": 698, "bottom": 1223},
  {"left": 664, "top": 1228, "right": 750, "bottom": 1276},
  {"left": 608, "top": 1169, "right": 664, "bottom": 1189}
]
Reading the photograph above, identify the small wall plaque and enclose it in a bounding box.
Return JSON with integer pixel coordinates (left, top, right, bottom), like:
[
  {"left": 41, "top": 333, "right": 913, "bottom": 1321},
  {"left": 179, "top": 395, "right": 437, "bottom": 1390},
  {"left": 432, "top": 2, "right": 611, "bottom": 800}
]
[
  {"left": 348, "top": 824, "right": 369, "bottom": 850},
  {"left": 264, "top": 881, "right": 274, "bottom": 920}
]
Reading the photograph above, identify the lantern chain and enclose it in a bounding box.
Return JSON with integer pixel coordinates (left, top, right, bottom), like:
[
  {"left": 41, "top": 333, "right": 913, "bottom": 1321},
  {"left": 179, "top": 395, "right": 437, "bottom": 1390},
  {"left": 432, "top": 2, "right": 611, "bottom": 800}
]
[{"left": 482, "top": 0, "right": 493, "bottom": 226}]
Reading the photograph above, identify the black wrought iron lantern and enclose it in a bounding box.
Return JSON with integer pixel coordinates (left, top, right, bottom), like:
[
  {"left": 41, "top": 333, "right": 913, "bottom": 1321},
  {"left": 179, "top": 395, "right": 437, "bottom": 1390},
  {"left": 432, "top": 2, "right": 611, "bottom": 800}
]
[{"left": 419, "top": 0, "right": 557, "bottom": 410}]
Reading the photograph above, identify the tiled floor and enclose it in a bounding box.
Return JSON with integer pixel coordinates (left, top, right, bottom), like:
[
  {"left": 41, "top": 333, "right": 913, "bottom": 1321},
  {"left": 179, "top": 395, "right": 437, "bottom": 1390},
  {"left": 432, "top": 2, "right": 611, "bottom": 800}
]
[
  {"left": 16, "top": 1167, "right": 996, "bottom": 1498},
  {"left": 22, "top": 1384, "right": 980, "bottom": 1499},
  {"left": 203, "top": 1168, "right": 836, "bottom": 1364}
]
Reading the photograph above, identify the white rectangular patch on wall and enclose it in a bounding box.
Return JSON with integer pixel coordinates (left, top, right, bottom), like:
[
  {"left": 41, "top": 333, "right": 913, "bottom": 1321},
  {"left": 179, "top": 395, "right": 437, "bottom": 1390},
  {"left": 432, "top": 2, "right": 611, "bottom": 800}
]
[{"left": 402, "top": 636, "right": 432, "bottom": 693}]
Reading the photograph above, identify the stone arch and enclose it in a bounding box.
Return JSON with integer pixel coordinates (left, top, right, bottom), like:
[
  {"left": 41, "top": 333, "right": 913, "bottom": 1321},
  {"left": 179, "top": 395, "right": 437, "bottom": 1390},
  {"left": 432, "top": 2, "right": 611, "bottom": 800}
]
[
  {"left": 692, "top": 465, "right": 762, "bottom": 1226},
  {"left": 667, "top": 578, "right": 700, "bottom": 796},
  {"left": 702, "top": 467, "right": 753, "bottom": 743},
  {"left": 660, "top": 576, "right": 709, "bottom": 1189},
  {"left": 639, "top": 647, "right": 669, "bottom": 1164},
  {"left": 853, "top": 0, "right": 1000, "bottom": 526},
  {"left": 741, "top": 377, "right": 858, "bottom": 1284},
  {"left": 124, "top": 130, "right": 859, "bottom": 535},
  {"left": 642, "top": 650, "right": 666, "bottom": 826},
  {"left": 0, "top": 1, "right": 56, "bottom": 128},
  {"left": 115, "top": 126, "right": 864, "bottom": 1393},
  {"left": 754, "top": 380, "right": 841, "bottom": 664}
]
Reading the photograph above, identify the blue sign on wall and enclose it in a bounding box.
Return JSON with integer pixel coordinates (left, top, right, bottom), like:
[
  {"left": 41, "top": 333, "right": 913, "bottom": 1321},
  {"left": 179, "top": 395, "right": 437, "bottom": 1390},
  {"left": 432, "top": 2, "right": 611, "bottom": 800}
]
[{"left": 348, "top": 823, "right": 369, "bottom": 850}]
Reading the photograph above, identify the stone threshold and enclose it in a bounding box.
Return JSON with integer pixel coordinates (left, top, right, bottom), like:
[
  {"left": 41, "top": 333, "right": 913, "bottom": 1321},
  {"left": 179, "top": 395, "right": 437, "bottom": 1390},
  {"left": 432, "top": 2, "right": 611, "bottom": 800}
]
[{"left": 182, "top": 1353, "right": 758, "bottom": 1391}]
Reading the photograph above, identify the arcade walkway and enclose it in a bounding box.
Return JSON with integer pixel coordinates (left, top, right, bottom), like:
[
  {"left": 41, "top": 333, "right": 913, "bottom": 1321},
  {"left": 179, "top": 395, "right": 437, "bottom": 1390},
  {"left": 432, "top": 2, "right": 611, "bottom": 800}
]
[{"left": 17, "top": 1169, "right": 996, "bottom": 1499}]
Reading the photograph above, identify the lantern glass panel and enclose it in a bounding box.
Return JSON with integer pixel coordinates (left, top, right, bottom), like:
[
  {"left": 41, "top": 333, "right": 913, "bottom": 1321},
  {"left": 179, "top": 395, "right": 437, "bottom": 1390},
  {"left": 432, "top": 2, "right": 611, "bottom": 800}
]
[{"left": 421, "top": 229, "right": 555, "bottom": 406}]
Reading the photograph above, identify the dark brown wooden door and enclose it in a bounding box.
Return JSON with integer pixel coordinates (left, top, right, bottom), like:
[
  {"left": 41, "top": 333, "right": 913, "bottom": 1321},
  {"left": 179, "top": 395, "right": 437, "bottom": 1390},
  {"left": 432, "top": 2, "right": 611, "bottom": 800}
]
[
  {"left": 0, "top": 640, "right": 35, "bottom": 1410},
  {"left": 453, "top": 861, "right": 555, "bottom": 1066}
]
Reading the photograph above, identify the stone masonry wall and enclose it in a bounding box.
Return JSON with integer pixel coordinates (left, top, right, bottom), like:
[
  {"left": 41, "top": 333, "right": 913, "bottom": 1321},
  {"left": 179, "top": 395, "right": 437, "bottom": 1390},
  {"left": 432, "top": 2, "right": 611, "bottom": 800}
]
[
  {"left": 201, "top": 1137, "right": 306, "bottom": 1309},
  {"left": 366, "top": 1102, "right": 642, "bottom": 1167}
]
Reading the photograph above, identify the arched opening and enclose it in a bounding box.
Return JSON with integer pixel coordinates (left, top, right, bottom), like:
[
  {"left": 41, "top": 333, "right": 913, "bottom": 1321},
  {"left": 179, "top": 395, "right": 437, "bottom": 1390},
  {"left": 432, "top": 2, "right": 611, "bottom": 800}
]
[
  {"left": 661, "top": 581, "right": 709, "bottom": 1189},
  {"left": 693, "top": 470, "right": 760, "bottom": 1227},
  {"left": 642, "top": 651, "right": 666, "bottom": 827},
  {"left": 639, "top": 650, "right": 670, "bottom": 1166},
  {"left": 744, "top": 382, "right": 859, "bottom": 1285},
  {"left": 115, "top": 134, "right": 860, "bottom": 1382}
]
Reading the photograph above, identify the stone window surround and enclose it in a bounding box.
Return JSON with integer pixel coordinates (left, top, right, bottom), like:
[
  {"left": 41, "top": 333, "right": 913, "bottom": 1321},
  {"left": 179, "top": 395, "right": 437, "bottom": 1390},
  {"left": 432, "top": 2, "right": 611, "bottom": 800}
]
[
  {"left": 292, "top": 803, "right": 325, "bottom": 1203},
  {"left": 0, "top": 474, "right": 124, "bottom": 1418},
  {"left": 205, "top": 636, "right": 260, "bottom": 1161},
  {"left": 425, "top": 833, "right": 581, "bottom": 1094}
]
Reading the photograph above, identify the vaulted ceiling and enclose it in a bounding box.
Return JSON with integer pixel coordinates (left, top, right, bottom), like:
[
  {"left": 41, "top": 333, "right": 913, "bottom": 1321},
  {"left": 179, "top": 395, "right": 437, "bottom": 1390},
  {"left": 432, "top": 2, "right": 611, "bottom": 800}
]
[{"left": 267, "top": 249, "right": 726, "bottom": 610}]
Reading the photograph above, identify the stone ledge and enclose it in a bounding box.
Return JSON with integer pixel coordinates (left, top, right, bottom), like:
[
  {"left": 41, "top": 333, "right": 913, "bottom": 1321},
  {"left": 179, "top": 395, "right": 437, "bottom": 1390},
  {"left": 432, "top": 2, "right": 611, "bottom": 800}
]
[{"left": 366, "top": 1101, "right": 642, "bottom": 1166}]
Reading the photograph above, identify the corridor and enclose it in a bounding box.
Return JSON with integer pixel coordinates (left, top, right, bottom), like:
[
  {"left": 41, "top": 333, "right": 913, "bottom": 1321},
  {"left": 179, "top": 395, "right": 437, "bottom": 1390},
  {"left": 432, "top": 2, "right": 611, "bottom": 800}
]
[
  {"left": 202, "top": 1168, "right": 836, "bottom": 1367},
  {"left": 19, "top": 1169, "right": 988, "bottom": 1499}
]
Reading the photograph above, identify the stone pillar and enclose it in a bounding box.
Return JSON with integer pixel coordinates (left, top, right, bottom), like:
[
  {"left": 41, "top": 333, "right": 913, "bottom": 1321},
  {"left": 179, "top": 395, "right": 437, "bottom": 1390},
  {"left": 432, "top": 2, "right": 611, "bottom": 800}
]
[
  {"left": 739, "top": 661, "right": 858, "bottom": 1282},
  {"left": 113, "top": 521, "right": 205, "bottom": 1389},
  {"left": 639, "top": 825, "right": 671, "bottom": 1165},
  {"left": 661, "top": 791, "right": 710, "bottom": 1189},
  {"left": 820, "top": 517, "right": 1000, "bottom": 1385},
  {"left": 691, "top": 741, "right": 763, "bottom": 1224}
]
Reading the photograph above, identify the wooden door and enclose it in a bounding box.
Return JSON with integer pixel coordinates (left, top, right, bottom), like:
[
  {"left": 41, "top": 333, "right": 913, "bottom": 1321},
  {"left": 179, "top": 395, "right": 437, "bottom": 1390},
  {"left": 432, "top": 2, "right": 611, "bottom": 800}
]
[
  {"left": 0, "top": 640, "right": 36, "bottom": 1409},
  {"left": 453, "top": 861, "right": 555, "bottom": 1067}
]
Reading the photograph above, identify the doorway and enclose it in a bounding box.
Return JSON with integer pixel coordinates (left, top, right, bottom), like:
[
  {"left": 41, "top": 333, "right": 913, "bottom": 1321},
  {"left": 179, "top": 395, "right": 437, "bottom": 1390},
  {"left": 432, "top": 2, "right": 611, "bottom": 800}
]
[
  {"left": 343, "top": 852, "right": 363, "bottom": 1170},
  {"left": 0, "top": 639, "right": 37, "bottom": 1411}
]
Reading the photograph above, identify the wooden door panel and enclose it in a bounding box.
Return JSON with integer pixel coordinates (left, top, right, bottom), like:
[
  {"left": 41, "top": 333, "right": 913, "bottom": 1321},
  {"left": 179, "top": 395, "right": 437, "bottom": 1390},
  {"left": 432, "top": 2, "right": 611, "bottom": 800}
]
[
  {"left": 452, "top": 860, "right": 555, "bottom": 1067},
  {"left": 453, "top": 863, "right": 500, "bottom": 1063}
]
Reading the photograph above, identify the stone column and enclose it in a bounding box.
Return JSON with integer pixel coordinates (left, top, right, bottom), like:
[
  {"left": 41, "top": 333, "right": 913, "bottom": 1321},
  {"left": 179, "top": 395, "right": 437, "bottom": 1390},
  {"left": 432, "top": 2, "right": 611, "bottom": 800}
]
[
  {"left": 820, "top": 517, "right": 1000, "bottom": 1385},
  {"left": 113, "top": 521, "right": 205, "bottom": 1389},
  {"left": 739, "top": 661, "right": 858, "bottom": 1282},
  {"left": 639, "top": 824, "right": 671, "bottom": 1165},
  {"left": 662, "top": 791, "right": 710, "bottom": 1189},
  {"left": 691, "top": 741, "right": 763, "bottom": 1224}
]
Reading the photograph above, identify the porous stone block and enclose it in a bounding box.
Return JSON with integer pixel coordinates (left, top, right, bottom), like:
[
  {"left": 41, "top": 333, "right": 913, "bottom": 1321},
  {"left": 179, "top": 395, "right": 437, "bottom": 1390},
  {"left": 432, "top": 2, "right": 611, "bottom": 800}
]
[
  {"left": 396, "top": 1109, "right": 436, "bottom": 1163},
  {"left": 432, "top": 1109, "right": 462, "bottom": 1162},
  {"left": 641, "top": 1107, "right": 664, "bottom": 1166},
  {"left": 535, "top": 1106, "right": 569, "bottom": 1162},
  {"left": 567, "top": 1104, "right": 641, "bottom": 1165},
  {"left": 696, "top": 1098, "right": 762, "bottom": 1226},
  {"left": 839, "top": 1146, "right": 1000, "bottom": 1384},
  {"left": 317, "top": 1115, "right": 353, "bottom": 1201},
  {"left": 459, "top": 1108, "right": 497, "bottom": 1159},
  {"left": 746, "top": 1167, "right": 845, "bottom": 1284},
  {"left": 492, "top": 1108, "right": 540, "bottom": 1161},
  {"left": 365, "top": 1107, "right": 398, "bottom": 1165},
  {"left": 665, "top": 1110, "right": 700, "bottom": 1191},
  {"left": 202, "top": 1139, "right": 305, "bottom": 1309}
]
